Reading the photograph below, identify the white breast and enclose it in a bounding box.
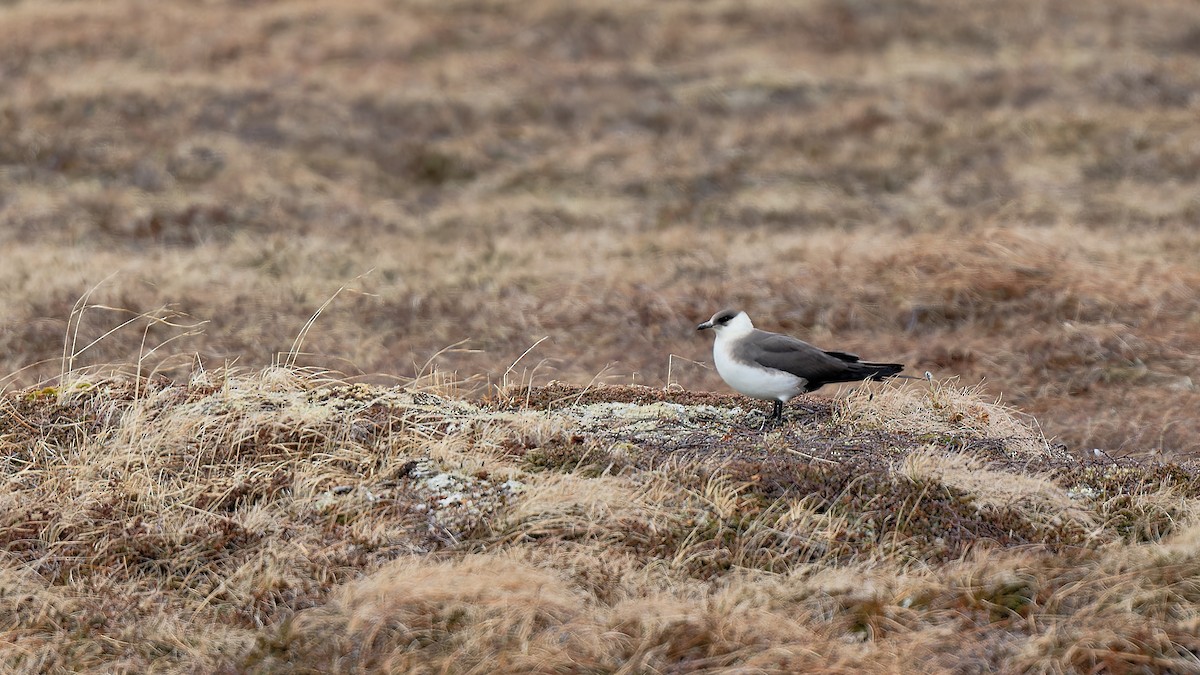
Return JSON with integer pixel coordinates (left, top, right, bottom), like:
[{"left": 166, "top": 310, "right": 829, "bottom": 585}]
[{"left": 713, "top": 338, "right": 806, "bottom": 402}]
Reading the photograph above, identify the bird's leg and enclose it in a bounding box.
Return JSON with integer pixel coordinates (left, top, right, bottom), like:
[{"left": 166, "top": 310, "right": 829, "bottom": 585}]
[{"left": 772, "top": 400, "right": 783, "bottom": 423}]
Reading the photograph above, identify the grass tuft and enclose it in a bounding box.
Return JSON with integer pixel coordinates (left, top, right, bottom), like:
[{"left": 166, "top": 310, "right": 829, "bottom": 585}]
[{"left": 4, "top": 371, "right": 1196, "bottom": 670}]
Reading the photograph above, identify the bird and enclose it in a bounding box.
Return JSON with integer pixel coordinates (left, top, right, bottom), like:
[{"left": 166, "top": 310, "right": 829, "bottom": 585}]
[{"left": 697, "top": 308, "right": 905, "bottom": 422}]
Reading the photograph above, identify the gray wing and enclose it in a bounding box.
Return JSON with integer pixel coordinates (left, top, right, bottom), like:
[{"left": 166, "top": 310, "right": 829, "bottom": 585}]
[{"left": 739, "top": 331, "right": 857, "bottom": 383}]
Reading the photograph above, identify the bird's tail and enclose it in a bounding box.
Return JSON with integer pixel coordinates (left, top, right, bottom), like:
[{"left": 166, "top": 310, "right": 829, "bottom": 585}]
[{"left": 852, "top": 361, "right": 905, "bottom": 381}]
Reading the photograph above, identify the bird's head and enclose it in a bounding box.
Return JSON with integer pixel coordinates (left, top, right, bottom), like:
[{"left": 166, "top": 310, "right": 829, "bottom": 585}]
[{"left": 697, "top": 309, "right": 753, "bottom": 336}]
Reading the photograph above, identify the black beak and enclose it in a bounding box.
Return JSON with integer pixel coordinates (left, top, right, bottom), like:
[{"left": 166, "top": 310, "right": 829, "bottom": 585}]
[{"left": 697, "top": 321, "right": 712, "bottom": 331}]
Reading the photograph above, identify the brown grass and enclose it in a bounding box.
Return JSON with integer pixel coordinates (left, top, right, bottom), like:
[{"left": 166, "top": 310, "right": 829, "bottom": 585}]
[
  {"left": 4, "top": 0, "right": 1200, "bottom": 670},
  {"left": 2, "top": 370, "right": 1200, "bottom": 671},
  {"left": 2, "top": 0, "right": 1200, "bottom": 458}
]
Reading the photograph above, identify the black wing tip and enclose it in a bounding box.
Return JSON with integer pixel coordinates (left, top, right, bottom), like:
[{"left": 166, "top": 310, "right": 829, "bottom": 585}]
[
  {"left": 823, "top": 349, "right": 861, "bottom": 363},
  {"left": 863, "top": 362, "right": 905, "bottom": 379}
]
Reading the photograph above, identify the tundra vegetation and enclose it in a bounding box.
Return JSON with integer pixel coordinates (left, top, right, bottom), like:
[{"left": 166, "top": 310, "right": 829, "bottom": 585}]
[{"left": 2, "top": 0, "right": 1200, "bottom": 671}]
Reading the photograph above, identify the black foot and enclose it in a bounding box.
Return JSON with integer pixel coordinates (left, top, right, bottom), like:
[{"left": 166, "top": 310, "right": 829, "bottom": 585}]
[{"left": 750, "top": 401, "right": 787, "bottom": 429}]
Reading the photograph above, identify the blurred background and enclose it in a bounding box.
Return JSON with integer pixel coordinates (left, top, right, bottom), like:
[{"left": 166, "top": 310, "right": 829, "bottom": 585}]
[{"left": 1, "top": 0, "right": 1198, "bottom": 457}]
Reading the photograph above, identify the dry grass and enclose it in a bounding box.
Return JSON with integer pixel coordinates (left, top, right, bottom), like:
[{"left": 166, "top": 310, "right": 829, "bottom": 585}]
[
  {"left": 4, "top": 0, "right": 1200, "bottom": 670},
  {"left": 2, "top": 0, "right": 1200, "bottom": 457},
  {"left": 3, "top": 369, "right": 1200, "bottom": 671}
]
